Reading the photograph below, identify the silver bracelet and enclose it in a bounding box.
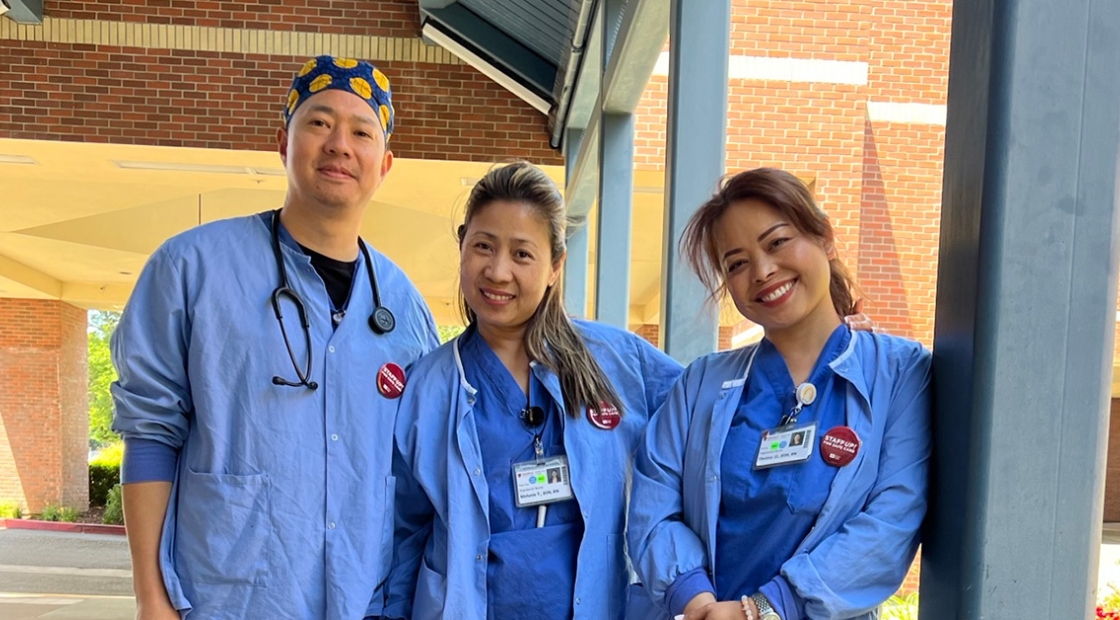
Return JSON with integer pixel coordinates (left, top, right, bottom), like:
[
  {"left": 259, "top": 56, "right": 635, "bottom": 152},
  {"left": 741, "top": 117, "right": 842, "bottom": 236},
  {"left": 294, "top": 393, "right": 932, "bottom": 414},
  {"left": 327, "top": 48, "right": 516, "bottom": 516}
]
[{"left": 740, "top": 595, "right": 757, "bottom": 620}]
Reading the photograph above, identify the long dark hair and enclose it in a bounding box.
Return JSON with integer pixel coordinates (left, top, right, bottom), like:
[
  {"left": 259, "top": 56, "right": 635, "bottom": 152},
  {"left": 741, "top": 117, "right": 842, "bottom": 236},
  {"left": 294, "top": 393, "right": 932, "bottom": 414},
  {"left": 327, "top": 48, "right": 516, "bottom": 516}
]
[
  {"left": 680, "top": 167, "right": 858, "bottom": 317},
  {"left": 457, "top": 162, "right": 622, "bottom": 418}
]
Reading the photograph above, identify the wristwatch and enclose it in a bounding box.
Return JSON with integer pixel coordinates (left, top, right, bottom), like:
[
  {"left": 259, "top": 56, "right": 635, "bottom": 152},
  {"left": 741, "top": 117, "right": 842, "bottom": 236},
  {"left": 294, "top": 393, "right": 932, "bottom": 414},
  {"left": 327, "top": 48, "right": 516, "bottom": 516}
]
[{"left": 750, "top": 593, "right": 781, "bottom": 620}]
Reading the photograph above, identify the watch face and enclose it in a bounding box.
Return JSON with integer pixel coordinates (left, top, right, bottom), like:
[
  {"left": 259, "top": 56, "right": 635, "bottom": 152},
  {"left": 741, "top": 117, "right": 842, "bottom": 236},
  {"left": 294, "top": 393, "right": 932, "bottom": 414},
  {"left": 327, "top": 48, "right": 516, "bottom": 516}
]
[{"left": 760, "top": 614, "right": 781, "bottom": 620}]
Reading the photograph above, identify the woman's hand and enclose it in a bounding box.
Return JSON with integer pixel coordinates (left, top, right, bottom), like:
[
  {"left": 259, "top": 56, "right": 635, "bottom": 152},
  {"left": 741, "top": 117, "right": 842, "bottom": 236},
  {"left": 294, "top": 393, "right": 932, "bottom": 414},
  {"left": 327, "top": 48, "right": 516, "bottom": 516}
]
[
  {"left": 134, "top": 597, "right": 180, "bottom": 620},
  {"left": 680, "top": 592, "right": 717, "bottom": 619},
  {"left": 844, "top": 299, "right": 882, "bottom": 333},
  {"left": 685, "top": 600, "right": 750, "bottom": 620}
]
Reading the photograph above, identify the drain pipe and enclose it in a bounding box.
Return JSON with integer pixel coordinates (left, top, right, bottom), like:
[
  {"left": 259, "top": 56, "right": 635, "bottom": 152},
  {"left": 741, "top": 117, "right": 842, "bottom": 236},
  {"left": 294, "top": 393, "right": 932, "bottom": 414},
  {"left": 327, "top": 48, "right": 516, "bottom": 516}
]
[{"left": 549, "top": 0, "right": 596, "bottom": 150}]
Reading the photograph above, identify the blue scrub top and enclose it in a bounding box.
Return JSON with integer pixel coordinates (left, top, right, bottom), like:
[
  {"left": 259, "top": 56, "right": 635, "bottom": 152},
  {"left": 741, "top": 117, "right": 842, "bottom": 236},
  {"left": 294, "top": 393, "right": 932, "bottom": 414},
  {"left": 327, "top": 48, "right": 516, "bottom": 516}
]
[
  {"left": 460, "top": 327, "right": 583, "bottom": 620},
  {"left": 714, "top": 325, "right": 850, "bottom": 610},
  {"left": 111, "top": 214, "right": 439, "bottom": 620}
]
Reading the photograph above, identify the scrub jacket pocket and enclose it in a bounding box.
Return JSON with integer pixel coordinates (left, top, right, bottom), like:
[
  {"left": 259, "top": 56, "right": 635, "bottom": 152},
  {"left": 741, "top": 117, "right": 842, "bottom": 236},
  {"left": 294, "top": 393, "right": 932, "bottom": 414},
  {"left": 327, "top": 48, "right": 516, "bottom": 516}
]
[
  {"left": 379, "top": 476, "right": 397, "bottom": 578},
  {"left": 177, "top": 468, "right": 271, "bottom": 586},
  {"left": 414, "top": 555, "right": 447, "bottom": 619}
]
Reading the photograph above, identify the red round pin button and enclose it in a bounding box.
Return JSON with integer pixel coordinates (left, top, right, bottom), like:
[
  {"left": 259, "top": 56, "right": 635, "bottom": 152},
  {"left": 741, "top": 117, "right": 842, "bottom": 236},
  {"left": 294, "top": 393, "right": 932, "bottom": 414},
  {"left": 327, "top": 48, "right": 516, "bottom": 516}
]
[
  {"left": 377, "top": 363, "right": 406, "bottom": 399},
  {"left": 820, "top": 425, "right": 861, "bottom": 467},
  {"left": 587, "top": 402, "right": 621, "bottom": 430}
]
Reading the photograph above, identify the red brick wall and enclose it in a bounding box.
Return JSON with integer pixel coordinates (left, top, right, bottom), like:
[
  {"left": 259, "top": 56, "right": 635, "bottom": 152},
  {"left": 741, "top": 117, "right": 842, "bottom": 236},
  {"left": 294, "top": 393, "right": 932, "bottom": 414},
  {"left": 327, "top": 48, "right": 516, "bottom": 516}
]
[
  {"left": 730, "top": 0, "right": 868, "bottom": 62},
  {"left": 899, "top": 549, "right": 922, "bottom": 595},
  {"left": 0, "top": 41, "right": 560, "bottom": 163},
  {"left": 633, "top": 324, "right": 659, "bottom": 348},
  {"left": 859, "top": 120, "right": 944, "bottom": 344},
  {"left": 48, "top": 0, "right": 421, "bottom": 37},
  {"left": 1105, "top": 399, "right": 1120, "bottom": 522},
  {"left": 60, "top": 303, "right": 90, "bottom": 510},
  {"left": 633, "top": 324, "right": 735, "bottom": 351},
  {"left": 865, "top": 0, "right": 953, "bottom": 104},
  {"left": 634, "top": 0, "right": 948, "bottom": 349},
  {"left": 0, "top": 300, "right": 88, "bottom": 513}
]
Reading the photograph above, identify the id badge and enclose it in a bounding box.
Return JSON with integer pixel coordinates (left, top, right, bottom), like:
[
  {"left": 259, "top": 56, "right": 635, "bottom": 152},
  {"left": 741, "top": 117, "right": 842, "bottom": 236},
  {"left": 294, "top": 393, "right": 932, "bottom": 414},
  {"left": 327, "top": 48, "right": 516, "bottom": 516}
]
[
  {"left": 754, "top": 422, "right": 817, "bottom": 469},
  {"left": 512, "top": 455, "right": 574, "bottom": 508}
]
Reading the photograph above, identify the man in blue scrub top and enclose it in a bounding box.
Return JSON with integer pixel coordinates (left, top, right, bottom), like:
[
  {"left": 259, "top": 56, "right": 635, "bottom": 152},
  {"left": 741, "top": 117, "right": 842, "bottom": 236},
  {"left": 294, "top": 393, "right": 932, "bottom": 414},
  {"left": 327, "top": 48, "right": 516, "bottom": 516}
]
[{"left": 111, "top": 56, "right": 439, "bottom": 620}]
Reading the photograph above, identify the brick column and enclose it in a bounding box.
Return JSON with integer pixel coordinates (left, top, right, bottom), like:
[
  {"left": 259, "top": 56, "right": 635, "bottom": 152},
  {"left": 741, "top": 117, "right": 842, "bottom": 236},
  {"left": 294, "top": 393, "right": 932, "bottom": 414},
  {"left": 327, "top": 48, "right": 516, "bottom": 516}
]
[
  {"left": 632, "top": 324, "right": 737, "bottom": 352},
  {"left": 0, "top": 299, "right": 89, "bottom": 513}
]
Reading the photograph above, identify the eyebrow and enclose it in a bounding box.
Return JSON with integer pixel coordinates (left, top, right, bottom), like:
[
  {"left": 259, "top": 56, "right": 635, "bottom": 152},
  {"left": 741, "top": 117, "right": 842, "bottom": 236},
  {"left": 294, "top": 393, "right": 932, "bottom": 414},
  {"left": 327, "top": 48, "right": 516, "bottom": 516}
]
[
  {"left": 720, "top": 222, "right": 790, "bottom": 261},
  {"left": 305, "top": 104, "right": 379, "bottom": 127},
  {"left": 471, "top": 230, "right": 542, "bottom": 249},
  {"left": 758, "top": 222, "right": 789, "bottom": 241}
]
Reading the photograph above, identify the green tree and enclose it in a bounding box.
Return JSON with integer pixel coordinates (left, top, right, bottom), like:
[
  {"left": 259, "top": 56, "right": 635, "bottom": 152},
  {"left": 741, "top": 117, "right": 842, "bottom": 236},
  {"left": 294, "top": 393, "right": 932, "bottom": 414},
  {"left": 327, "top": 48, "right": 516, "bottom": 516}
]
[
  {"left": 89, "top": 310, "right": 121, "bottom": 447},
  {"left": 437, "top": 325, "right": 464, "bottom": 344}
]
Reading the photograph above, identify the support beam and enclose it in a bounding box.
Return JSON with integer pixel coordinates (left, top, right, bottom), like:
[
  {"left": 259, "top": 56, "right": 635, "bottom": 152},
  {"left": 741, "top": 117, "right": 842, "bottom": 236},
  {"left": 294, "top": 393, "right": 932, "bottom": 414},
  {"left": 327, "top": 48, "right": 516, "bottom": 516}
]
[
  {"left": 564, "top": 222, "right": 590, "bottom": 319},
  {"left": 420, "top": 3, "right": 556, "bottom": 111},
  {"left": 563, "top": 129, "right": 590, "bottom": 319},
  {"left": 566, "top": 106, "right": 600, "bottom": 219},
  {"left": 922, "top": 0, "right": 1120, "bottom": 617},
  {"left": 602, "top": 0, "right": 669, "bottom": 113},
  {"left": 563, "top": 0, "right": 668, "bottom": 219},
  {"left": 593, "top": 0, "right": 634, "bottom": 329},
  {"left": 659, "top": 0, "right": 728, "bottom": 362},
  {"left": 563, "top": 7, "right": 603, "bottom": 133},
  {"left": 2, "top": 0, "right": 44, "bottom": 24},
  {"left": 0, "top": 252, "right": 61, "bottom": 298}
]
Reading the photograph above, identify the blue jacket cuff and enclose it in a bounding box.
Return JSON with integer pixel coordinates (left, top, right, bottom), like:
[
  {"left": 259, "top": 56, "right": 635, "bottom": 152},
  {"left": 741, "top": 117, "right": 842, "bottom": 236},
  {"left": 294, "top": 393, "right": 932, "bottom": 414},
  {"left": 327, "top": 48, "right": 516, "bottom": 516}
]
[
  {"left": 667, "top": 568, "right": 715, "bottom": 616},
  {"left": 760, "top": 576, "right": 803, "bottom": 620},
  {"left": 121, "top": 438, "right": 179, "bottom": 484}
]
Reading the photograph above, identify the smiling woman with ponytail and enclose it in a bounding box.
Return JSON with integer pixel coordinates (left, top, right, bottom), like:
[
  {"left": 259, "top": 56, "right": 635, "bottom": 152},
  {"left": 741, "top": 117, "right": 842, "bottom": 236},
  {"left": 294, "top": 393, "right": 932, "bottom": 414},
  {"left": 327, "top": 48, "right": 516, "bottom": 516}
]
[
  {"left": 628, "top": 168, "right": 931, "bottom": 620},
  {"left": 384, "top": 161, "right": 684, "bottom": 620}
]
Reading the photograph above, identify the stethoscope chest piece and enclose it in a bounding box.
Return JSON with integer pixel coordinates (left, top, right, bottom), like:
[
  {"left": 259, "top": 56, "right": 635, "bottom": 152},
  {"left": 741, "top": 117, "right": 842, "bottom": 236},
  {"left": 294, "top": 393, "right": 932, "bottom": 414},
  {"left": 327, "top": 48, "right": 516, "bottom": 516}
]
[{"left": 370, "top": 306, "right": 396, "bottom": 334}]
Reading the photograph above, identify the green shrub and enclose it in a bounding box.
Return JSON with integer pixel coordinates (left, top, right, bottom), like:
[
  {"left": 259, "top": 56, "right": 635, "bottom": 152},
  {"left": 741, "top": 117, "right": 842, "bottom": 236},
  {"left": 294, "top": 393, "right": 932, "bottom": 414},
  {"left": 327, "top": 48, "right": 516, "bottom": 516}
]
[
  {"left": 89, "top": 441, "right": 123, "bottom": 506},
  {"left": 881, "top": 593, "right": 919, "bottom": 620},
  {"left": 58, "top": 506, "right": 79, "bottom": 523},
  {"left": 0, "top": 500, "right": 21, "bottom": 519},
  {"left": 1101, "top": 562, "right": 1120, "bottom": 611},
  {"left": 89, "top": 463, "right": 120, "bottom": 507},
  {"left": 103, "top": 484, "right": 124, "bottom": 526},
  {"left": 90, "top": 441, "right": 123, "bottom": 468},
  {"left": 39, "top": 503, "right": 62, "bottom": 522}
]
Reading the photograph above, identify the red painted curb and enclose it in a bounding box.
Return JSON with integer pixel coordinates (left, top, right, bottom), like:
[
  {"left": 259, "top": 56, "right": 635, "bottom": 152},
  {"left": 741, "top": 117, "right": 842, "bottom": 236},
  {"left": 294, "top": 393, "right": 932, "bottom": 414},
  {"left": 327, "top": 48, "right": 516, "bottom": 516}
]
[{"left": 2, "top": 518, "right": 126, "bottom": 536}]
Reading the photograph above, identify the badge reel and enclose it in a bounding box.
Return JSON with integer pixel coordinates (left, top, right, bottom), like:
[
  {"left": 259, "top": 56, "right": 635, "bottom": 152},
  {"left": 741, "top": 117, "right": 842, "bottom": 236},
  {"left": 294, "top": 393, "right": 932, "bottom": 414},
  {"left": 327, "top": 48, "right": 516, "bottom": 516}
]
[
  {"left": 755, "top": 382, "right": 819, "bottom": 470},
  {"left": 511, "top": 403, "right": 573, "bottom": 527}
]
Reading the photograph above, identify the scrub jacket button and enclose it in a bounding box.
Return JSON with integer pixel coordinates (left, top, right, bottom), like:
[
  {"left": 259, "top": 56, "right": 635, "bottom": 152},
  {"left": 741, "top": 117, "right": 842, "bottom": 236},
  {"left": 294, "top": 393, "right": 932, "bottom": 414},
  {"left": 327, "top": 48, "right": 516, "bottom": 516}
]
[
  {"left": 474, "top": 468, "right": 482, "bottom": 475},
  {"left": 476, "top": 554, "right": 483, "bottom": 562},
  {"left": 328, "top": 345, "right": 335, "bottom": 353},
  {"left": 331, "top": 434, "right": 339, "bottom": 441},
  {"left": 575, "top": 598, "right": 581, "bottom": 605},
  {"left": 328, "top": 522, "right": 336, "bottom": 530}
]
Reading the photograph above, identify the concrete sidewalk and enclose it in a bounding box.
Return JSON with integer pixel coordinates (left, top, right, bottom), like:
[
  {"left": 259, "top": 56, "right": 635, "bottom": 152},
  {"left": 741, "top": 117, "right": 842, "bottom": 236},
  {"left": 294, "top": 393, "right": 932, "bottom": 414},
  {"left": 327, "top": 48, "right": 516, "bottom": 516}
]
[
  {"left": 0, "top": 593, "right": 135, "bottom": 620},
  {"left": 3, "top": 526, "right": 1120, "bottom": 619}
]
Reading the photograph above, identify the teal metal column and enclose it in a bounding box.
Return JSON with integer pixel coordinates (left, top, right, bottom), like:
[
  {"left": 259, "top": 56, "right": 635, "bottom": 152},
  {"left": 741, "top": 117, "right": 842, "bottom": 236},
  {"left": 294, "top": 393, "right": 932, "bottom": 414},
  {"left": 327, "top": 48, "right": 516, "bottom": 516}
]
[
  {"left": 594, "top": 0, "right": 634, "bottom": 329},
  {"left": 659, "top": 0, "right": 728, "bottom": 362},
  {"left": 923, "top": 0, "right": 1120, "bottom": 617},
  {"left": 563, "top": 128, "right": 590, "bottom": 319}
]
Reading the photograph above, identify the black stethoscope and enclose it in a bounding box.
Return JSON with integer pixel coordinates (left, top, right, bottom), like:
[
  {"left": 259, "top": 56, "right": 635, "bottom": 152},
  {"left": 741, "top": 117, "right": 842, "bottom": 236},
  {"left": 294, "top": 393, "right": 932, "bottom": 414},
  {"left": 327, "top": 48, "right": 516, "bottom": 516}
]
[{"left": 269, "top": 209, "right": 395, "bottom": 390}]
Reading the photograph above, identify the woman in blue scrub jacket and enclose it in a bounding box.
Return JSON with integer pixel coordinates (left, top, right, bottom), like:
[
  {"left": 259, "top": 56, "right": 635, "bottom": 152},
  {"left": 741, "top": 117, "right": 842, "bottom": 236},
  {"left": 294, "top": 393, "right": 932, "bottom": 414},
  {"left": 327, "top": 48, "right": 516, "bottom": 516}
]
[
  {"left": 628, "top": 168, "right": 931, "bottom": 620},
  {"left": 384, "top": 162, "right": 684, "bottom": 620}
]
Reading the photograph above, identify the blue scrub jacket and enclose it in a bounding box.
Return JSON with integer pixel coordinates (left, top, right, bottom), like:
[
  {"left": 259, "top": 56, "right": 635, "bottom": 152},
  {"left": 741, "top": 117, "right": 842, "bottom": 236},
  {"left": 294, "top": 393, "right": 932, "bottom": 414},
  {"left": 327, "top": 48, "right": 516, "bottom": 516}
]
[
  {"left": 385, "top": 319, "right": 683, "bottom": 620},
  {"left": 628, "top": 332, "right": 931, "bottom": 620},
  {"left": 111, "top": 214, "right": 439, "bottom": 620}
]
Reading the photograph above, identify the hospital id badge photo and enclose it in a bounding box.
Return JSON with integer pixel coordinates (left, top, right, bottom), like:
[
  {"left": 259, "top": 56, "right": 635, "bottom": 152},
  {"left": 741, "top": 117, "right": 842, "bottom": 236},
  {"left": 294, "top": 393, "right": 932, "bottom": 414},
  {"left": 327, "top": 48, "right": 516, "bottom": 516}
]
[
  {"left": 754, "top": 422, "right": 817, "bottom": 469},
  {"left": 513, "top": 455, "right": 574, "bottom": 507}
]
